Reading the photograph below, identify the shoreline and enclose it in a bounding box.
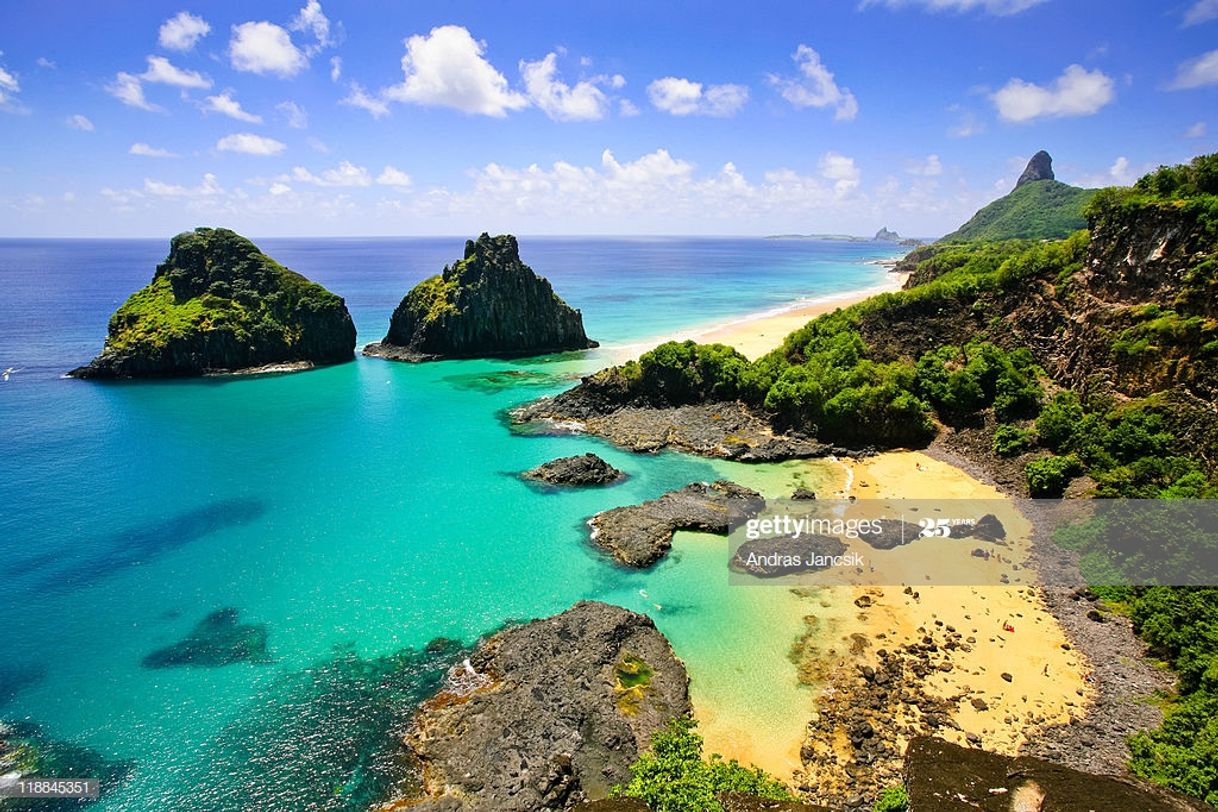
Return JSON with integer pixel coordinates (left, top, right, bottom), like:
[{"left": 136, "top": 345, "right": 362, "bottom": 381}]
[
  {"left": 608, "top": 271, "right": 908, "bottom": 363},
  {"left": 602, "top": 270, "right": 1115, "bottom": 791}
]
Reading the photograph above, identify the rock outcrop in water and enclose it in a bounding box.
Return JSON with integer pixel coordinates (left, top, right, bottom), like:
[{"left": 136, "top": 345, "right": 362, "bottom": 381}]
[
  {"left": 523, "top": 453, "right": 625, "bottom": 486},
  {"left": 70, "top": 227, "right": 356, "bottom": 378},
  {"left": 142, "top": 608, "right": 271, "bottom": 669},
  {"left": 589, "top": 480, "right": 766, "bottom": 567},
  {"left": 400, "top": 601, "right": 690, "bottom": 811},
  {"left": 364, "top": 233, "right": 598, "bottom": 362}
]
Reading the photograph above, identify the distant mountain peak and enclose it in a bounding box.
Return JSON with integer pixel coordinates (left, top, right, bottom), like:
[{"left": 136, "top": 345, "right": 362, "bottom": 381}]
[
  {"left": 875, "top": 226, "right": 901, "bottom": 242},
  {"left": 1015, "top": 150, "right": 1055, "bottom": 189}
]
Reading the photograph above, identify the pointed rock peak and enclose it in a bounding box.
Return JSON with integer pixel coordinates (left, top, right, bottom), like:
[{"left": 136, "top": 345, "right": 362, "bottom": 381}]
[
  {"left": 1015, "top": 150, "right": 1054, "bottom": 189},
  {"left": 464, "top": 232, "right": 520, "bottom": 263}
]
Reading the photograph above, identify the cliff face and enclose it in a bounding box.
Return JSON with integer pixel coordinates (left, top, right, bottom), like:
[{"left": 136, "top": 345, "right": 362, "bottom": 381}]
[
  {"left": 71, "top": 228, "right": 356, "bottom": 378},
  {"left": 364, "top": 233, "right": 598, "bottom": 362},
  {"left": 400, "top": 601, "right": 689, "bottom": 811}
]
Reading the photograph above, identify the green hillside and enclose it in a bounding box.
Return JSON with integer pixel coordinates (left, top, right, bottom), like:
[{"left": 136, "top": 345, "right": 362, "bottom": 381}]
[{"left": 941, "top": 178, "right": 1095, "bottom": 242}]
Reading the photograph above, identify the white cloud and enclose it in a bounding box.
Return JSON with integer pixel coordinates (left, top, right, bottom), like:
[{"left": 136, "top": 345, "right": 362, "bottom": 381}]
[
  {"left": 619, "top": 98, "right": 640, "bottom": 117},
  {"left": 1183, "top": 0, "right": 1218, "bottom": 26},
  {"left": 290, "top": 0, "right": 339, "bottom": 55},
  {"left": 0, "top": 63, "right": 27, "bottom": 114},
  {"left": 285, "top": 160, "right": 372, "bottom": 186},
  {"left": 341, "top": 82, "right": 390, "bottom": 118},
  {"left": 277, "top": 100, "right": 308, "bottom": 128},
  {"left": 139, "top": 55, "right": 211, "bottom": 89},
  {"left": 269, "top": 182, "right": 292, "bottom": 195},
  {"left": 819, "top": 151, "right": 861, "bottom": 194},
  {"left": 646, "top": 76, "right": 749, "bottom": 117},
  {"left": 992, "top": 64, "right": 1114, "bottom": 122},
  {"left": 129, "top": 142, "right": 178, "bottom": 157},
  {"left": 217, "top": 132, "right": 286, "bottom": 155},
  {"left": 520, "top": 53, "right": 609, "bottom": 121},
  {"left": 230, "top": 21, "right": 307, "bottom": 78},
  {"left": 1186, "top": 121, "right": 1207, "bottom": 138},
  {"left": 1071, "top": 156, "right": 1147, "bottom": 188},
  {"left": 66, "top": 114, "right": 94, "bottom": 131},
  {"left": 382, "top": 25, "right": 528, "bottom": 116},
  {"left": 424, "top": 147, "right": 875, "bottom": 231},
  {"left": 106, "top": 72, "right": 161, "bottom": 111},
  {"left": 768, "top": 45, "right": 858, "bottom": 121},
  {"left": 860, "top": 0, "right": 1047, "bottom": 14},
  {"left": 376, "top": 166, "right": 412, "bottom": 187},
  {"left": 1170, "top": 49, "right": 1218, "bottom": 90},
  {"left": 159, "top": 11, "right": 211, "bottom": 51},
  {"left": 330, "top": 56, "right": 342, "bottom": 82},
  {"left": 908, "top": 154, "right": 943, "bottom": 176},
  {"left": 144, "top": 173, "right": 223, "bottom": 198},
  {"left": 36, "top": 57, "right": 56, "bottom": 69},
  {"left": 204, "top": 90, "right": 261, "bottom": 122}
]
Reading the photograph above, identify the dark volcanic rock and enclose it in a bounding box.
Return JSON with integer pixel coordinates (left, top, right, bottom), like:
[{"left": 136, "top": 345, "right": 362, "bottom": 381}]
[
  {"left": 719, "top": 793, "right": 833, "bottom": 812},
  {"left": 513, "top": 399, "right": 840, "bottom": 462},
  {"left": 590, "top": 481, "right": 766, "bottom": 567},
  {"left": 70, "top": 227, "right": 356, "bottom": 378},
  {"left": 572, "top": 801, "right": 652, "bottom": 812},
  {"left": 364, "top": 233, "right": 597, "bottom": 362},
  {"left": 524, "top": 453, "right": 625, "bottom": 486},
  {"left": 142, "top": 608, "right": 271, "bottom": 668},
  {"left": 904, "top": 736, "right": 1209, "bottom": 811},
  {"left": 405, "top": 601, "right": 690, "bottom": 811},
  {"left": 1015, "top": 149, "right": 1055, "bottom": 188},
  {"left": 855, "top": 520, "right": 926, "bottom": 550}
]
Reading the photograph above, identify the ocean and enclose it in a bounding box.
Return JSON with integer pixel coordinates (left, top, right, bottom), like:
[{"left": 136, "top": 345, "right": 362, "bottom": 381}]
[{"left": 0, "top": 236, "right": 901, "bottom": 810}]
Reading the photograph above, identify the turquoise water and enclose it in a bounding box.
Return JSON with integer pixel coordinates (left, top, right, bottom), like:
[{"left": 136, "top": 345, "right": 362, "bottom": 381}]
[{"left": 0, "top": 237, "right": 899, "bottom": 809}]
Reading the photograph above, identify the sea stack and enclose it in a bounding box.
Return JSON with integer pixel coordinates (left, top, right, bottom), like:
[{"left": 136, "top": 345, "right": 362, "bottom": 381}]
[
  {"left": 363, "top": 233, "right": 598, "bottom": 362},
  {"left": 70, "top": 228, "right": 356, "bottom": 378},
  {"left": 1015, "top": 149, "right": 1055, "bottom": 188}
]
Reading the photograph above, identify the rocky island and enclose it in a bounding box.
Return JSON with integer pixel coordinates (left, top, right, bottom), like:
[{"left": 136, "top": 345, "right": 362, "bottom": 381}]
[
  {"left": 392, "top": 601, "right": 690, "bottom": 811},
  {"left": 70, "top": 228, "right": 356, "bottom": 378},
  {"left": 523, "top": 453, "right": 626, "bottom": 486},
  {"left": 364, "top": 233, "right": 598, "bottom": 362}
]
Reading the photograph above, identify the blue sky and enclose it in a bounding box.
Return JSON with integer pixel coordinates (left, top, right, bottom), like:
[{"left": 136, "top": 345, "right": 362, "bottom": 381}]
[{"left": 0, "top": 0, "right": 1215, "bottom": 237}]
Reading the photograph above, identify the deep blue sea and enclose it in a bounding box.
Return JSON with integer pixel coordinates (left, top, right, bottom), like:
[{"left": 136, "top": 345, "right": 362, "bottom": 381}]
[{"left": 0, "top": 236, "right": 900, "bottom": 810}]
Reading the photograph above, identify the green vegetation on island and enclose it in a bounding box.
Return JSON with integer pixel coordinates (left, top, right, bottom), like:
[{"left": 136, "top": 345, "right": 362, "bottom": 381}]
[
  {"left": 71, "top": 227, "right": 356, "bottom": 378},
  {"left": 364, "top": 232, "right": 597, "bottom": 362}
]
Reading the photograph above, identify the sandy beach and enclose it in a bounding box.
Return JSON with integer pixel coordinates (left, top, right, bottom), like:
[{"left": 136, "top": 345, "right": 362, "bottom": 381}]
[
  {"left": 614, "top": 271, "right": 908, "bottom": 363},
  {"left": 648, "top": 287, "right": 1094, "bottom": 792}
]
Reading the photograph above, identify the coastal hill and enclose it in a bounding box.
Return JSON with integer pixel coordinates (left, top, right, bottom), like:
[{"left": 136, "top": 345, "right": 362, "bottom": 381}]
[
  {"left": 70, "top": 228, "right": 356, "bottom": 378},
  {"left": 364, "top": 233, "right": 597, "bottom": 362},
  {"left": 939, "top": 150, "right": 1095, "bottom": 242},
  {"left": 515, "top": 153, "right": 1218, "bottom": 808}
]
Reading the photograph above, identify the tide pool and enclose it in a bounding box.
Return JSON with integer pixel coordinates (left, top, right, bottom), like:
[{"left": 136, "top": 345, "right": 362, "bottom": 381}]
[{"left": 0, "top": 237, "right": 898, "bottom": 809}]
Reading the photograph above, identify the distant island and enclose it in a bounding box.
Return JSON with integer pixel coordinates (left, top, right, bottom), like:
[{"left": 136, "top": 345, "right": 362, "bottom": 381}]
[
  {"left": 363, "top": 232, "right": 598, "bottom": 362},
  {"left": 70, "top": 228, "right": 356, "bottom": 379},
  {"left": 767, "top": 228, "right": 923, "bottom": 246}
]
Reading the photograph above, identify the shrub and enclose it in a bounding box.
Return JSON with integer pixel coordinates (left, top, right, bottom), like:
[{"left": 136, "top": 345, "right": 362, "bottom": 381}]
[
  {"left": 615, "top": 716, "right": 793, "bottom": 812},
  {"left": 1035, "top": 391, "right": 1085, "bottom": 452},
  {"left": 873, "top": 784, "right": 909, "bottom": 812},
  {"left": 993, "top": 424, "right": 1035, "bottom": 457},
  {"left": 1025, "top": 455, "right": 1081, "bottom": 497}
]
